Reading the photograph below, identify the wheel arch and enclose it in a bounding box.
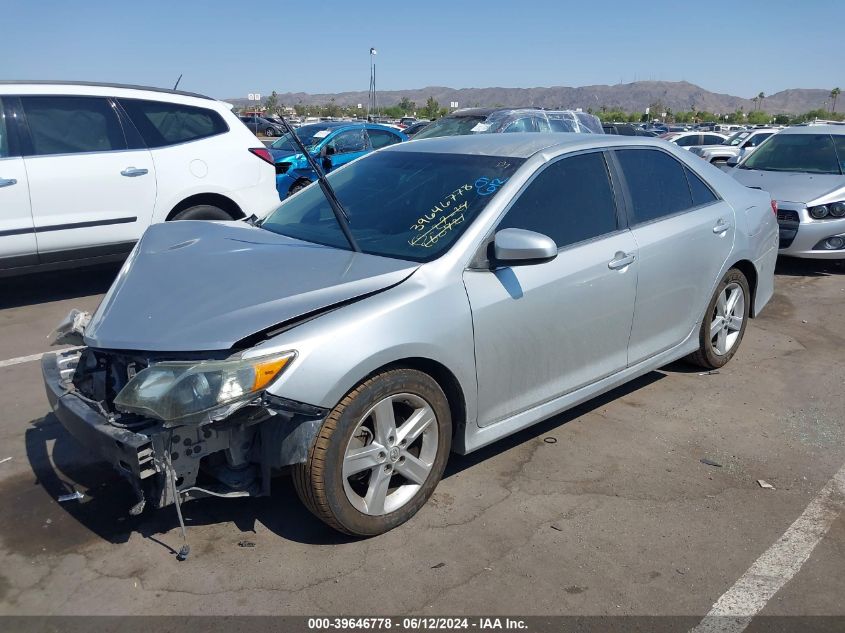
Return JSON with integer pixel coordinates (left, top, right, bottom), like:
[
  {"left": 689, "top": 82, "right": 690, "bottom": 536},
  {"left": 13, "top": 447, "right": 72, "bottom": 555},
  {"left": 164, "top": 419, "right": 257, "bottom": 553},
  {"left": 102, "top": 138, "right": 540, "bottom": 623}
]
[
  {"left": 166, "top": 193, "right": 245, "bottom": 221},
  {"left": 364, "top": 357, "right": 467, "bottom": 441},
  {"left": 729, "top": 258, "right": 759, "bottom": 317}
]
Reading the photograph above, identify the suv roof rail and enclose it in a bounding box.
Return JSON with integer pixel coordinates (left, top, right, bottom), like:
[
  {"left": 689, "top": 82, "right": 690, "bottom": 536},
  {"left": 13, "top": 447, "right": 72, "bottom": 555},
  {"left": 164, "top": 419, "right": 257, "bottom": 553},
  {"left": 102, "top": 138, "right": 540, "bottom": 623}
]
[{"left": 0, "top": 80, "right": 214, "bottom": 101}]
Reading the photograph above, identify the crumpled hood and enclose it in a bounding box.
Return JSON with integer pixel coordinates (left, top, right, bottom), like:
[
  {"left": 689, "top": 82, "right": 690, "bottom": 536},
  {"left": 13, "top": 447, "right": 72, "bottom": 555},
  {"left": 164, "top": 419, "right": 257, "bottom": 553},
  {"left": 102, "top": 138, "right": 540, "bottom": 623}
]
[
  {"left": 84, "top": 221, "right": 418, "bottom": 352},
  {"left": 731, "top": 169, "right": 845, "bottom": 204}
]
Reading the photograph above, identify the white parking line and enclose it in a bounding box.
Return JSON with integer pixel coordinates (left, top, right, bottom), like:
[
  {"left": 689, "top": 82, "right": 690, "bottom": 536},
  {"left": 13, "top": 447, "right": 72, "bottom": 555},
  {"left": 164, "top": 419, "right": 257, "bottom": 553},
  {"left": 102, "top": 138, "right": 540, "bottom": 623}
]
[
  {"left": 0, "top": 346, "right": 82, "bottom": 369},
  {"left": 690, "top": 462, "right": 845, "bottom": 633},
  {"left": 0, "top": 352, "right": 48, "bottom": 368}
]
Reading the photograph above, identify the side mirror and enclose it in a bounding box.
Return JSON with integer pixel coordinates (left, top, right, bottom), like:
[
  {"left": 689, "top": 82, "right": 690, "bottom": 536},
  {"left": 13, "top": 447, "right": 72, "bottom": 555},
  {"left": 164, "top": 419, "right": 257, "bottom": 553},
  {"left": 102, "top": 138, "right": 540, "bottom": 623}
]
[{"left": 493, "top": 228, "right": 557, "bottom": 265}]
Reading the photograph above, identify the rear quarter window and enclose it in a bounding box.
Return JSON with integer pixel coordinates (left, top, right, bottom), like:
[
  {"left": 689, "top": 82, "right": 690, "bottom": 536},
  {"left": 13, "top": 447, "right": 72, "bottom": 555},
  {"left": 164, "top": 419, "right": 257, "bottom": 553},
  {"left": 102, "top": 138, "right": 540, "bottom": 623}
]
[
  {"left": 615, "top": 148, "right": 695, "bottom": 224},
  {"left": 119, "top": 98, "right": 228, "bottom": 147}
]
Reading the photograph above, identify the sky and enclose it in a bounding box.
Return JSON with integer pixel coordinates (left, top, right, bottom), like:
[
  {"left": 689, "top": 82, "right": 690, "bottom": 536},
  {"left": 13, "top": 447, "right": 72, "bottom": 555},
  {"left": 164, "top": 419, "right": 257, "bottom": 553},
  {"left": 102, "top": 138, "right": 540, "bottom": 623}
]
[{"left": 3, "top": 0, "right": 843, "bottom": 100}]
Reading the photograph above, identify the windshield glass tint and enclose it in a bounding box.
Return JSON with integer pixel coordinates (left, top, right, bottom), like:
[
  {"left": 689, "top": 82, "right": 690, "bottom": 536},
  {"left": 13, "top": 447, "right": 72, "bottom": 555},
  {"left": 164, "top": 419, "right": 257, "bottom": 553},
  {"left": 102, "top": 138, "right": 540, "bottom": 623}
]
[
  {"left": 260, "top": 151, "right": 525, "bottom": 262},
  {"left": 270, "top": 123, "right": 338, "bottom": 152},
  {"left": 414, "top": 116, "right": 488, "bottom": 139},
  {"left": 726, "top": 132, "right": 749, "bottom": 146},
  {"left": 742, "top": 133, "right": 842, "bottom": 174}
]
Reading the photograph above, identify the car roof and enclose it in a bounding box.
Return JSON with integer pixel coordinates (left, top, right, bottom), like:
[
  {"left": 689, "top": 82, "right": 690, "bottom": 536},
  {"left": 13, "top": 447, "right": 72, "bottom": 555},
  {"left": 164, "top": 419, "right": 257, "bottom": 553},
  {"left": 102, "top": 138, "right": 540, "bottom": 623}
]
[
  {"left": 0, "top": 79, "right": 213, "bottom": 100},
  {"left": 387, "top": 132, "right": 666, "bottom": 159},
  {"left": 780, "top": 125, "right": 845, "bottom": 136}
]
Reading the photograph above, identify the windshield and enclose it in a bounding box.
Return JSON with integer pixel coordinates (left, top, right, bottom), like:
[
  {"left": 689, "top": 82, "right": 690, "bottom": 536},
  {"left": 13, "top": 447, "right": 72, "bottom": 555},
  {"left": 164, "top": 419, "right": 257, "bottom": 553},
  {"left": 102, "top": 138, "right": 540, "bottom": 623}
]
[
  {"left": 741, "top": 133, "right": 845, "bottom": 175},
  {"left": 414, "top": 115, "right": 488, "bottom": 139},
  {"left": 724, "top": 131, "right": 750, "bottom": 146},
  {"left": 270, "top": 123, "right": 338, "bottom": 152},
  {"left": 260, "top": 151, "right": 525, "bottom": 262}
]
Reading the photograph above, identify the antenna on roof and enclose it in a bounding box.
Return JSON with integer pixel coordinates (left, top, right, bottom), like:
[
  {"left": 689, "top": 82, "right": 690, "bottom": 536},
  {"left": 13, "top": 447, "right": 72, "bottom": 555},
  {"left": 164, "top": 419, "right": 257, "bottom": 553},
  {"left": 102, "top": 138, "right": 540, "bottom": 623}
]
[{"left": 173, "top": 74, "right": 183, "bottom": 91}]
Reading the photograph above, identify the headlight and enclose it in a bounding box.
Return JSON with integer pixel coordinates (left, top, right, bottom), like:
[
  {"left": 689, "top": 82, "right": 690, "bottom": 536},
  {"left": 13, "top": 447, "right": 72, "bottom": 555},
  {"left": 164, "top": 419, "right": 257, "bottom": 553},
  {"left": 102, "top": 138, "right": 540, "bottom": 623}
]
[
  {"left": 113, "top": 352, "right": 295, "bottom": 424},
  {"left": 809, "top": 202, "right": 845, "bottom": 220}
]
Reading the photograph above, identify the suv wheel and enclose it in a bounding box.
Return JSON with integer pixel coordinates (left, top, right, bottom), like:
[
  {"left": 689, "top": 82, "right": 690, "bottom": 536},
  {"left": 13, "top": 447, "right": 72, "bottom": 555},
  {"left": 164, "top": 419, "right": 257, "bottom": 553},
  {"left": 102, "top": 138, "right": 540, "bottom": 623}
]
[
  {"left": 687, "top": 268, "right": 750, "bottom": 369},
  {"left": 170, "top": 205, "right": 235, "bottom": 221},
  {"left": 264, "top": 127, "right": 276, "bottom": 137},
  {"left": 293, "top": 368, "right": 452, "bottom": 536}
]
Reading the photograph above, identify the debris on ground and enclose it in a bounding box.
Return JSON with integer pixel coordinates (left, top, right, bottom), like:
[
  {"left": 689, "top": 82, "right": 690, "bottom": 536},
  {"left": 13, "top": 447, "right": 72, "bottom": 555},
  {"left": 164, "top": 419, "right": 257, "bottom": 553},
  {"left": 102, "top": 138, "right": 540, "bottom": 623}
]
[
  {"left": 698, "top": 370, "right": 720, "bottom": 376},
  {"left": 700, "top": 458, "right": 723, "bottom": 468},
  {"left": 0, "top": 456, "right": 12, "bottom": 465},
  {"left": 237, "top": 540, "right": 256, "bottom": 548},
  {"left": 57, "top": 490, "right": 84, "bottom": 502},
  {"left": 543, "top": 437, "right": 558, "bottom": 444},
  {"left": 550, "top": 523, "right": 563, "bottom": 531},
  {"left": 431, "top": 562, "right": 445, "bottom": 569},
  {"left": 757, "top": 480, "right": 775, "bottom": 489}
]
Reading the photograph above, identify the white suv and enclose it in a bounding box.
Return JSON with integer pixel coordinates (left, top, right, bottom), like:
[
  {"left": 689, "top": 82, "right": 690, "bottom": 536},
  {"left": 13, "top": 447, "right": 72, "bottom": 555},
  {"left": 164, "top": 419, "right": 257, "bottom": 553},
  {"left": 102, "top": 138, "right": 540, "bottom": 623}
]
[{"left": 0, "top": 81, "right": 280, "bottom": 276}]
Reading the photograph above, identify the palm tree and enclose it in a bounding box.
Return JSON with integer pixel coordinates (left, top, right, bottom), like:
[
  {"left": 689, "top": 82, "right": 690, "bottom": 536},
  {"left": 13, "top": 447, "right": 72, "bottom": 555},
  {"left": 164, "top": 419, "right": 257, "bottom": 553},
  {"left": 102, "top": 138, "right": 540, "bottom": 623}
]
[
  {"left": 757, "top": 92, "right": 765, "bottom": 111},
  {"left": 831, "top": 87, "right": 841, "bottom": 113},
  {"left": 752, "top": 96, "right": 759, "bottom": 111}
]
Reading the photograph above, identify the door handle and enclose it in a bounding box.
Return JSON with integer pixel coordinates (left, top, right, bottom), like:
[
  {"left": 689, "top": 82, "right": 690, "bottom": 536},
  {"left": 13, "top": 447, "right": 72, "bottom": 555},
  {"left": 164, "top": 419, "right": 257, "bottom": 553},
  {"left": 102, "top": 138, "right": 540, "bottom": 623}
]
[
  {"left": 608, "top": 251, "right": 636, "bottom": 270},
  {"left": 713, "top": 219, "right": 732, "bottom": 234},
  {"left": 0, "top": 178, "right": 17, "bottom": 188},
  {"left": 121, "top": 167, "right": 149, "bottom": 177}
]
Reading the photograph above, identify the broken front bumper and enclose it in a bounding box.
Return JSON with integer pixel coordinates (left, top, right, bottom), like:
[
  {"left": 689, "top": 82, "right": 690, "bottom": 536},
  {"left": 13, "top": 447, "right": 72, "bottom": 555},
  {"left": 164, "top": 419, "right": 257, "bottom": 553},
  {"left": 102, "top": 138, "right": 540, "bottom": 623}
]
[
  {"left": 42, "top": 348, "right": 327, "bottom": 510},
  {"left": 43, "top": 348, "right": 156, "bottom": 482}
]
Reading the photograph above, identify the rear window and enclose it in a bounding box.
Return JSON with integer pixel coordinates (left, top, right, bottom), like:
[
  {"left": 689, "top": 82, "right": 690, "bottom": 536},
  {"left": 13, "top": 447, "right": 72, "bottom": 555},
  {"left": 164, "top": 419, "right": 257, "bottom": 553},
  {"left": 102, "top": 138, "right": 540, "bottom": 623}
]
[
  {"left": 119, "top": 99, "right": 228, "bottom": 147},
  {"left": 742, "top": 133, "right": 843, "bottom": 175}
]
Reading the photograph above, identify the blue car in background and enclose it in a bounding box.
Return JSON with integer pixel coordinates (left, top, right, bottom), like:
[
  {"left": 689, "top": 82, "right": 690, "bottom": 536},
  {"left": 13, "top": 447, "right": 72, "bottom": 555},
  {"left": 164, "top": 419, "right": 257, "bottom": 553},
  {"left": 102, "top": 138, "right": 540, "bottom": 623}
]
[{"left": 268, "top": 122, "right": 407, "bottom": 197}]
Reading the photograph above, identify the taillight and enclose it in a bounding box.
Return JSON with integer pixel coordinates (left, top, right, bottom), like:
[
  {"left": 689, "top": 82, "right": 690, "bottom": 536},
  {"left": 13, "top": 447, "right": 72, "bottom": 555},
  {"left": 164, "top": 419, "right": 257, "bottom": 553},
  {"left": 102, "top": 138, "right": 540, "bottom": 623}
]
[
  {"left": 249, "top": 148, "right": 274, "bottom": 165},
  {"left": 770, "top": 199, "right": 778, "bottom": 215}
]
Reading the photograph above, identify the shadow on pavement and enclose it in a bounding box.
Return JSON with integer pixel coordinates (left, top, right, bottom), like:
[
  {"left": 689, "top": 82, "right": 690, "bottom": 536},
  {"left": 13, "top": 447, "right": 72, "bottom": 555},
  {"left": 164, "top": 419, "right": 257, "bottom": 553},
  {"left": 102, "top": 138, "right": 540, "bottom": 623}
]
[
  {"left": 0, "top": 263, "right": 121, "bottom": 310},
  {"left": 11, "top": 371, "right": 667, "bottom": 552},
  {"left": 775, "top": 256, "right": 844, "bottom": 278}
]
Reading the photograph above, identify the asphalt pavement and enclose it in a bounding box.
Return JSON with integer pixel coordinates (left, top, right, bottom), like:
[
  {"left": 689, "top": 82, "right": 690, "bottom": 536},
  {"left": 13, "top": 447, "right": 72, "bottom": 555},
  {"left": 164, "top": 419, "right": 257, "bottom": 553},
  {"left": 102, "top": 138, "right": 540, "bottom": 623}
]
[{"left": 0, "top": 258, "right": 843, "bottom": 619}]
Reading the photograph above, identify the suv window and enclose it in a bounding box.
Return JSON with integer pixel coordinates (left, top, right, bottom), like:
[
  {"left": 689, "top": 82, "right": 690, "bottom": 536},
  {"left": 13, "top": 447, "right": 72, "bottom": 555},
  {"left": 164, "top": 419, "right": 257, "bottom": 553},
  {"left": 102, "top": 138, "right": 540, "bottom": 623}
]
[
  {"left": 675, "top": 134, "right": 701, "bottom": 147},
  {"left": 368, "top": 128, "right": 401, "bottom": 149},
  {"left": 21, "top": 96, "right": 125, "bottom": 156},
  {"left": 616, "top": 148, "right": 694, "bottom": 224},
  {"left": 745, "top": 132, "right": 772, "bottom": 147},
  {"left": 327, "top": 129, "right": 367, "bottom": 154},
  {"left": 703, "top": 134, "right": 725, "bottom": 145},
  {"left": 120, "top": 99, "right": 228, "bottom": 147},
  {"left": 497, "top": 152, "right": 618, "bottom": 248}
]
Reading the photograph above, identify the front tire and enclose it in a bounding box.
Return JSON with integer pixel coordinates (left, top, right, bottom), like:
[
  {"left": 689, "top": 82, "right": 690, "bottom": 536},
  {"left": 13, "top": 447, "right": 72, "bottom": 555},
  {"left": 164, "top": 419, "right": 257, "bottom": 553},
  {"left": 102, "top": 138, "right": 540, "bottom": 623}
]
[
  {"left": 293, "top": 368, "right": 452, "bottom": 536},
  {"left": 687, "top": 268, "right": 750, "bottom": 369}
]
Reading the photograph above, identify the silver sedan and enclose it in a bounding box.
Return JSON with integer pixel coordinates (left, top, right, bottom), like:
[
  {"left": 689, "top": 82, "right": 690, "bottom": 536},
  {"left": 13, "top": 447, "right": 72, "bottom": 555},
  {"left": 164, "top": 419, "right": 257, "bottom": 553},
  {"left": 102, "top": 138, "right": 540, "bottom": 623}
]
[{"left": 43, "top": 134, "right": 778, "bottom": 537}]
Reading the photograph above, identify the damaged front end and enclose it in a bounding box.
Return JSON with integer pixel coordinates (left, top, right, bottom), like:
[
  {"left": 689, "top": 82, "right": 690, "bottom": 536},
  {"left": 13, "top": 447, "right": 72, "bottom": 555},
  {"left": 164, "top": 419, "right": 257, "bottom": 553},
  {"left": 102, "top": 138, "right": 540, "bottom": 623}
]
[{"left": 42, "top": 341, "right": 326, "bottom": 518}]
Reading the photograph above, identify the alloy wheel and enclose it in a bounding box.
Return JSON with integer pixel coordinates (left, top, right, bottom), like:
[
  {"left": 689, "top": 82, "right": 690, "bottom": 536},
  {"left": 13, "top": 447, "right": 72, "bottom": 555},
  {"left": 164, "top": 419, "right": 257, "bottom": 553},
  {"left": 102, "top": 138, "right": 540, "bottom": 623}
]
[
  {"left": 342, "top": 393, "right": 438, "bottom": 515},
  {"left": 710, "top": 282, "right": 745, "bottom": 356}
]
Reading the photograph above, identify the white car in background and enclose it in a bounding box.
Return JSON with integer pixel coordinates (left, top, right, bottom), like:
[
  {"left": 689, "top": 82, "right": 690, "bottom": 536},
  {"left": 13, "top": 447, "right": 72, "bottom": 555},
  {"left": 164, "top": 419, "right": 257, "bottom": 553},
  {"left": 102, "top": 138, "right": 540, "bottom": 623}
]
[
  {"left": 689, "top": 128, "right": 779, "bottom": 166},
  {"left": 661, "top": 131, "right": 729, "bottom": 148},
  {"left": 0, "top": 81, "right": 279, "bottom": 276}
]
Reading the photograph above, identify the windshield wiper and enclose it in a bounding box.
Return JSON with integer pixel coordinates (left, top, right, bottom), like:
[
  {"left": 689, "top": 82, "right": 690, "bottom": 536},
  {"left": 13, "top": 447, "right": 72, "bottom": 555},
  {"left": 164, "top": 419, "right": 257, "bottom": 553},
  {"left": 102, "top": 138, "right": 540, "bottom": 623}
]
[{"left": 276, "top": 117, "right": 360, "bottom": 252}]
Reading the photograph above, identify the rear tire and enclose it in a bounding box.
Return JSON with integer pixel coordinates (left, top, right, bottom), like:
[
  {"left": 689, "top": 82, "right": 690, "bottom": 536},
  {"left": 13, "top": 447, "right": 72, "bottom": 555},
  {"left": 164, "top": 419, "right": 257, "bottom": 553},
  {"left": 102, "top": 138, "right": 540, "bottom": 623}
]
[
  {"left": 170, "top": 205, "right": 234, "bottom": 221},
  {"left": 293, "top": 368, "right": 452, "bottom": 536},
  {"left": 287, "top": 180, "right": 310, "bottom": 197},
  {"left": 264, "top": 127, "right": 276, "bottom": 137},
  {"left": 687, "top": 268, "right": 750, "bottom": 369}
]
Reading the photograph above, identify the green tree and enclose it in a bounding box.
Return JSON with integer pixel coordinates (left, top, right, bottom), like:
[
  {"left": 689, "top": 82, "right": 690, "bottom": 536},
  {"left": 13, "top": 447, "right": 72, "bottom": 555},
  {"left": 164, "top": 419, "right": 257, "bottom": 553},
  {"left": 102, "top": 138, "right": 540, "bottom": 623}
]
[
  {"left": 421, "top": 96, "right": 441, "bottom": 120},
  {"left": 831, "top": 87, "right": 841, "bottom": 113},
  {"left": 746, "top": 110, "right": 770, "bottom": 125},
  {"left": 773, "top": 113, "right": 791, "bottom": 125},
  {"left": 264, "top": 91, "right": 279, "bottom": 116},
  {"left": 397, "top": 97, "right": 416, "bottom": 113},
  {"left": 757, "top": 92, "right": 765, "bottom": 111},
  {"left": 322, "top": 98, "right": 340, "bottom": 118}
]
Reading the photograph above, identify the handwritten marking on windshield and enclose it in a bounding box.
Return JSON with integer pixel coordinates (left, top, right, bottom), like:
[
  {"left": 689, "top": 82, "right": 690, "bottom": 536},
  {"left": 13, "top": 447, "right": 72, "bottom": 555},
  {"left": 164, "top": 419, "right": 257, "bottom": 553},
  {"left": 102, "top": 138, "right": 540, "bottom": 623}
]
[
  {"left": 475, "top": 176, "right": 508, "bottom": 196},
  {"left": 410, "top": 184, "right": 473, "bottom": 231},
  {"left": 409, "top": 203, "right": 468, "bottom": 248}
]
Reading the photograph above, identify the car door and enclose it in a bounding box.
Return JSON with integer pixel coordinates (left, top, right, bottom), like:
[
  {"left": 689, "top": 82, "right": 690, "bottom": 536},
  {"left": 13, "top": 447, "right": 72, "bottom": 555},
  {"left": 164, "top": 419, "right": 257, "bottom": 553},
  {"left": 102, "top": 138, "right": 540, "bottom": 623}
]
[
  {"left": 463, "top": 151, "right": 639, "bottom": 426},
  {"left": 323, "top": 128, "right": 369, "bottom": 172},
  {"left": 19, "top": 95, "right": 156, "bottom": 261},
  {"left": 613, "top": 148, "right": 734, "bottom": 365},
  {"left": 0, "top": 96, "right": 38, "bottom": 269}
]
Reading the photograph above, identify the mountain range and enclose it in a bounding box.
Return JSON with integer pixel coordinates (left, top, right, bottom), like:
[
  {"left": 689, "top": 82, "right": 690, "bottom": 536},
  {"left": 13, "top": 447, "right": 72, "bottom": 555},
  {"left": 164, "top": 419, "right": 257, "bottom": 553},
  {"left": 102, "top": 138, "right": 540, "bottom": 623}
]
[{"left": 229, "top": 81, "right": 836, "bottom": 115}]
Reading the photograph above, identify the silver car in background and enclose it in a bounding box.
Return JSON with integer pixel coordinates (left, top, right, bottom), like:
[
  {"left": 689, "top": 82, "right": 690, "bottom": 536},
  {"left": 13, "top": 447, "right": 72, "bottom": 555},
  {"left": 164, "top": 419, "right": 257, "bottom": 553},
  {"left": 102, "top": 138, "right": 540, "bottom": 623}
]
[
  {"left": 42, "top": 134, "right": 777, "bottom": 537},
  {"left": 731, "top": 125, "right": 845, "bottom": 258}
]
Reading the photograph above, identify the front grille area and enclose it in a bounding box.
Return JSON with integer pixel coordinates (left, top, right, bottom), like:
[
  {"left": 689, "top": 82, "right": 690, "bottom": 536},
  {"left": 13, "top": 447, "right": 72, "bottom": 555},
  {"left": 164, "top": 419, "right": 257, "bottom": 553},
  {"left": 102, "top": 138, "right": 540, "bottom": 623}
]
[{"left": 777, "top": 209, "right": 800, "bottom": 249}]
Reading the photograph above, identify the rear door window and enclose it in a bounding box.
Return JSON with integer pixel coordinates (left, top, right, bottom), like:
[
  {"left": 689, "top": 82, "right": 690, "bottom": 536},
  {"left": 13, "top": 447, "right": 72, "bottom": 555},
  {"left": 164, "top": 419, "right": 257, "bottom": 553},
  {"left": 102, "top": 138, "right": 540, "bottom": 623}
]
[
  {"left": 703, "top": 134, "right": 726, "bottom": 145},
  {"left": 685, "top": 167, "right": 718, "bottom": 207},
  {"left": 0, "top": 98, "right": 8, "bottom": 157},
  {"left": 497, "top": 151, "right": 619, "bottom": 248},
  {"left": 20, "top": 96, "right": 126, "bottom": 156},
  {"left": 119, "top": 99, "right": 228, "bottom": 147},
  {"left": 675, "top": 134, "right": 701, "bottom": 147},
  {"left": 615, "top": 148, "right": 695, "bottom": 224},
  {"left": 368, "top": 128, "right": 402, "bottom": 149}
]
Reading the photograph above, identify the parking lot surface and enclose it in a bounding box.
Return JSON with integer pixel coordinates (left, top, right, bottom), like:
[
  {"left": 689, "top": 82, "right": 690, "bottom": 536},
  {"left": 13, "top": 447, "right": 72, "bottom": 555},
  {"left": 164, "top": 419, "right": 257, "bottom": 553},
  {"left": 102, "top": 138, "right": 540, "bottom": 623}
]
[{"left": 0, "top": 258, "right": 843, "bottom": 617}]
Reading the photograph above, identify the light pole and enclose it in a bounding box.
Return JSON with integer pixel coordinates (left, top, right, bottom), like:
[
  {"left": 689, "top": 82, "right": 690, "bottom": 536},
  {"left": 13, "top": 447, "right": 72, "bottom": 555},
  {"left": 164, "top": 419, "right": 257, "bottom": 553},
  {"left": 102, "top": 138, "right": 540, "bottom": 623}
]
[{"left": 368, "top": 47, "right": 378, "bottom": 121}]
